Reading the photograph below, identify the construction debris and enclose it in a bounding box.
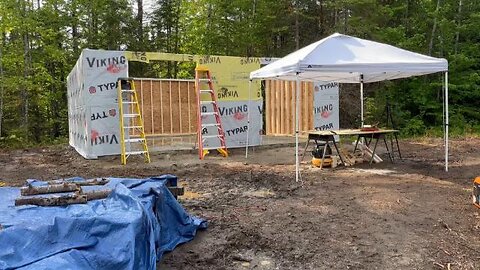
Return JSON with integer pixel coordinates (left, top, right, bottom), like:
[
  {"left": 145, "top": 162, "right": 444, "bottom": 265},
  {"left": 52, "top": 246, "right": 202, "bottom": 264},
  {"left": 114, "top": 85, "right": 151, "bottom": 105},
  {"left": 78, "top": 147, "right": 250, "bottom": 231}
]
[
  {"left": 41, "top": 177, "right": 109, "bottom": 186},
  {"left": 15, "top": 177, "right": 184, "bottom": 206},
  {"left": 1, "top": 176, "right": 206, "bottom": 269},
  {"left": 21, "top": 183, "right": 80, "bottom": 196},
  {"left": 15, "top": 190, "right": 112, "bottom": 207},
  {"left": 15, "top": 194, "right": 87, "bottom": 206}
]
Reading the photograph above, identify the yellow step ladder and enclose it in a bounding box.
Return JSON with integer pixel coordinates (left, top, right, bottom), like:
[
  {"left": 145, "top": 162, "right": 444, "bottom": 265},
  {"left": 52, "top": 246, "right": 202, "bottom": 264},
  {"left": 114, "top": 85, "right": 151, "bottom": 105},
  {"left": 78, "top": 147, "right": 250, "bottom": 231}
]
[
  {"left": 195, "top": 66, "right": 228, "bottom": 159},
  {"left": 117, "top": 78, "right": 151, "bottom": 165}
]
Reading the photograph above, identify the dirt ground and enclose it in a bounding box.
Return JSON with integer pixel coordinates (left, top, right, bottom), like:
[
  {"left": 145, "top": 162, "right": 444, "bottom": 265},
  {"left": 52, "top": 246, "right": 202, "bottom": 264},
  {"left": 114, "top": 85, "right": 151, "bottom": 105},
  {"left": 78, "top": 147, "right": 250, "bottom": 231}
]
[{"left": 0, "top": 137, "right": 479, "bottom": 269}]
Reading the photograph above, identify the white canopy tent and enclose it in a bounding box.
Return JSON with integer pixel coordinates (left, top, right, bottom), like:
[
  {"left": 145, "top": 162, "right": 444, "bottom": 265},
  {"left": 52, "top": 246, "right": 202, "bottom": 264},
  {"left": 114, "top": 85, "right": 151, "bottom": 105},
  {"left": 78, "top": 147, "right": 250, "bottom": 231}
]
[{"left": 246, "top": 33, "right": 449, "bottom": 182}]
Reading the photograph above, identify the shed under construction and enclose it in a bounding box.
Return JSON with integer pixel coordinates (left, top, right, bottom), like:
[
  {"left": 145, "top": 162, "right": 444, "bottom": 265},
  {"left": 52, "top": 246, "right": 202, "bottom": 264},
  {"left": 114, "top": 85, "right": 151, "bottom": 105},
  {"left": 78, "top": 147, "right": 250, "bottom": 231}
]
[{"left": 67, "top": 49, "right": 339, "bottom": 159}]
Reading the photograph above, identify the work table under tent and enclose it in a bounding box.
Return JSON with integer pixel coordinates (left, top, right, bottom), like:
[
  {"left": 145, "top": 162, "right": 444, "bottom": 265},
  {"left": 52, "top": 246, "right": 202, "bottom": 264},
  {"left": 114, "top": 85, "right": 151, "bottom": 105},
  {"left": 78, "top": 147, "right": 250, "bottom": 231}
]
[{"left": 246, "top": 33, "right": 449, "bottom": 182}]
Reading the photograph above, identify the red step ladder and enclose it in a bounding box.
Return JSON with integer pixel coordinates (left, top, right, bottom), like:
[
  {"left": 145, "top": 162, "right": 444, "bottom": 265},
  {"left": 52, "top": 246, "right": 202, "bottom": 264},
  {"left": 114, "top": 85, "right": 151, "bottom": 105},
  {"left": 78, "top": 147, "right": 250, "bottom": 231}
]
[{"left": 194, "top": 66, "right": 228, "bottom": 159}]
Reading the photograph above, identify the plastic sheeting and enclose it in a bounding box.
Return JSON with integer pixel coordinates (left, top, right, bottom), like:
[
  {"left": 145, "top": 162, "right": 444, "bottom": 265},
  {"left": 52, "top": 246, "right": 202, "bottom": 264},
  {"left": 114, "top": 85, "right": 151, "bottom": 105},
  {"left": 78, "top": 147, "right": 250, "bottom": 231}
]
[{"left": 0, "top": 175, "right": 207, "bottom": 270}]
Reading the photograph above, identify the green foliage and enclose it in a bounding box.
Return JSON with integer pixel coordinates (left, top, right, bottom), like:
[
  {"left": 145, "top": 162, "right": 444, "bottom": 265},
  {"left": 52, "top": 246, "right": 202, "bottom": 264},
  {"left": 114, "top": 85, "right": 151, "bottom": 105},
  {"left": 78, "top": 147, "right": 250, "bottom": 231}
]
[{"left": 0, "top": 0, "right": 479, "bottom": 146}]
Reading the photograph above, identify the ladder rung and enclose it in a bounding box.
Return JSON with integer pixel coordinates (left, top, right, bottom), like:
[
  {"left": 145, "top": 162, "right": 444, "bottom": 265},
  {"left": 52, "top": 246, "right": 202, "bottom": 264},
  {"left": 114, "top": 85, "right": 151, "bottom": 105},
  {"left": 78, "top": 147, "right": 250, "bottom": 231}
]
[
  {"left": 123, "top": 102, "right": 136, "bottom": 104},
  {"left": 123, "top": 114, "right": 140, "bottom": 118},
  {"left": 203, "top": 146, "right": 227, "bottom": 150},
  {"left": 125, "top": 138, "right": 145, "bottom": 143},
  {"left": 202, "top": 135, "right": 222, "bottom": 139},
  {"left": 124, "top": 126, "right": 143, "bottom": 129},
  {"left": 200, "top": 101, "right": 215, "bottom": 104},
  {"left": 125, "top": 150, "right": 147, "bottom": 155},
  {"left": 202, "top": 123, "right": 220, "bottom": 127},
  {"left": 121, "top": 90, "right": 135, "bottom": 93},
  {"left": 198, "top": 79, "right": 211, "bottom": 82},
  {"left": 201, "top": 112, "right": 217, "bottom": 116},
  {"left": 200, "top": 90, "right": 213, "bottom": 93}
]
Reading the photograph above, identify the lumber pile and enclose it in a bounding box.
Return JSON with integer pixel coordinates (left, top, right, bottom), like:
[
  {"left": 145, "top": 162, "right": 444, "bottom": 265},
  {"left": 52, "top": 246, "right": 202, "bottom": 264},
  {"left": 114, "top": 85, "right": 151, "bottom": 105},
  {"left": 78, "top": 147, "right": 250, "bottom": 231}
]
[
  {"left": 14, "top": 177, "right": 185, "bottom": 207},
  {"left": 15, "top": 178, "right": 111, "bottom": 207}
]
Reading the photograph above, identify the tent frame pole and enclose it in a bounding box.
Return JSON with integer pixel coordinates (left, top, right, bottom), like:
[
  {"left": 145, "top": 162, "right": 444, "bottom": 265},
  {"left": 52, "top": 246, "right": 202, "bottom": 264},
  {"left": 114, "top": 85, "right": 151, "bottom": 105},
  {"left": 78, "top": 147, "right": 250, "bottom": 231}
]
[
  {"left": 295, "top": 74, "right": 300, "bottom": 182},
  {"left": 245, "top": 80, "right": 252, "bottom": 161},
  {"left": 445, "top": 71, "right": 449, "bottom": 172},
  {"left": 360, "top": 74, "right": 364, "bottom": 127}
]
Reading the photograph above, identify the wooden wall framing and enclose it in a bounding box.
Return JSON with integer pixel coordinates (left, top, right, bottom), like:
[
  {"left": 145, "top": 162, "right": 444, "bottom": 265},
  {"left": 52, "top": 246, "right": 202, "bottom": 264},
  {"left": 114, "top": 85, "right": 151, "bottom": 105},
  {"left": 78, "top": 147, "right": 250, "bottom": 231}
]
[
  {"left": 132, "top": 78, "right": 313, "bottom": 137},
  {"left": 265, "top": 80, "right": 314, "bottom": 136},
  {"left": 133, "top": 78, "right": 197, "bottom": 136}
]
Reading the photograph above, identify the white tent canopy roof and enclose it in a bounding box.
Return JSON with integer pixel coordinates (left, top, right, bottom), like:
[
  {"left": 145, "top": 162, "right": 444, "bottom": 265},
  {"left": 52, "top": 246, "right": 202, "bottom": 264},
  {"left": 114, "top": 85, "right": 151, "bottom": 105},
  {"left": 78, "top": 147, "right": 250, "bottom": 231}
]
[{"left": 250, "top": 33, "right": 448, "bottom": 83}]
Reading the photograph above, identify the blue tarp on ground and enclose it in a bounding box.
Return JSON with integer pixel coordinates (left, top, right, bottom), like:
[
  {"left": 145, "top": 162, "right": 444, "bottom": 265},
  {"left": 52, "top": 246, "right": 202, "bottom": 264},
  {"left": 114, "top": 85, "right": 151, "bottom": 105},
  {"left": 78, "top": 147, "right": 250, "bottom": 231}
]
[{"left": 0, "top": 175, "right": 207, "bottom": 270}]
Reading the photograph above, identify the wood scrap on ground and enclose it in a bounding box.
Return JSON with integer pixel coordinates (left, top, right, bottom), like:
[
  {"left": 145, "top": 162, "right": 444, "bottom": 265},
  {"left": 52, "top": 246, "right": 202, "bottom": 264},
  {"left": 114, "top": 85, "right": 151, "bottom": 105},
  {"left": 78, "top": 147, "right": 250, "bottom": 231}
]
[
  {"left": 15, "top": 178, "right": 184, "bottom": 206},
  {"left": 15, "top": 190, "right": 112, "bottom": 207},
  {"left": 41, "top": 177, "right": 109, "bottom": 186},
  {"left": 16, "top": 178, "right": 112, "bottom": 207},
  {"left": 21, "top": 183, "right": 80, "bottom": 196},
  {"left": 15, "top": 194, "right": 88, "bottom": 206},
  {"left": 339, "top": 148, "right": 355, "bottom": 166}
]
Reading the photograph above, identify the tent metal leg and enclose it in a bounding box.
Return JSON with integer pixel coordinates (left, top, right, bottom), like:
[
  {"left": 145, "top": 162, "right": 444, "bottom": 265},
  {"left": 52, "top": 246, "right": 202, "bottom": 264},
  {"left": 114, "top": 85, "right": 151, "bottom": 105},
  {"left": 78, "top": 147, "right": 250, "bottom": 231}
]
[
  {"left": 445, "top": 72, "right": 449, "bottom": 172},
  {"left": 295, "top": 75, "right": 301, "bottom": 182},
  {"left": 245, "top": 80, "right": 252, "bottom": 161},
  {"left": 360, "top": 74, "right": 364, "bottom": 127}
]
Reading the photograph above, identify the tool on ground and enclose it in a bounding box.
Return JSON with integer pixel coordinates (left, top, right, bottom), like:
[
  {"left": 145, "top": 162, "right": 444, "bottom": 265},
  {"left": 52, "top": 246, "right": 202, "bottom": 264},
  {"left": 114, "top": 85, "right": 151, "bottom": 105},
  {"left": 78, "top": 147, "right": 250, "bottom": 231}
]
[
  {"left": 311, "top": 143, "right": 339, "bottom": 168},
  {"left": 473, "top": 176, "right": 480, "bottom": 208},
  {"left": 117, "top": 78, "right": 151, "bottom": 165},
  {"left": 194, "top": 66, "right": 228, "bottom": 159}
]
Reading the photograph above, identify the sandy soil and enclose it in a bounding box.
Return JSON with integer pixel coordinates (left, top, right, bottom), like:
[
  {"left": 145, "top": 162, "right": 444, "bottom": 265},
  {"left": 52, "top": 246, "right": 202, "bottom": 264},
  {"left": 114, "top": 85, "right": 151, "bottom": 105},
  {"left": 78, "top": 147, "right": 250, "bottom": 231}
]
[{"left": 0, "top": 137, "right": 479, "bottom": 269}]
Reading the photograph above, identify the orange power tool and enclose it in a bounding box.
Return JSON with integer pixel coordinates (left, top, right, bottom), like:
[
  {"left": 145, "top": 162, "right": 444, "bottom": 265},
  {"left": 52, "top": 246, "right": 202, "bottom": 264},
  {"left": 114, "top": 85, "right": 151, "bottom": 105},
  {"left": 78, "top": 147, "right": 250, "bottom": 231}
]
[{"left": 473, "top": 177, "right": 480, "bottom": 208}]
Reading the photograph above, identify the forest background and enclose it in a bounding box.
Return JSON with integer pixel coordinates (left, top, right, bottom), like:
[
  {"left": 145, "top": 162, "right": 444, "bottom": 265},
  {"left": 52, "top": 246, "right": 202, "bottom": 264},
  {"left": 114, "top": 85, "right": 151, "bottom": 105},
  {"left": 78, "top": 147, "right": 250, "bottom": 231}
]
[{"left": 0, "top": 0, "right": 478, "bottom": 146}]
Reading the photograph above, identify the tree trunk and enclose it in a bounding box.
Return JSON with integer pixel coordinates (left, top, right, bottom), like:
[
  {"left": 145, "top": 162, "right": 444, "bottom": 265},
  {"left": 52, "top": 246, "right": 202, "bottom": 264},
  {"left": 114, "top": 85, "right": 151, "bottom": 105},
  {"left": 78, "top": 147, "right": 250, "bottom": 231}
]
[
  {"left": 343, "top": 8, "right": 348, "bottom": 34},
  {"left": 246, "top": 0, "right": 256, "bottom": 56},
  {"left": 318, "top": 0, "right": 324, "bottom": 35},
  {"left": 454, "top": 0, "right": 463, "bottom": 54},
  {"left": 428, "top": 0, "right": 441, "bottom": 56},
  {"left": 294, "top": 5, "right": 299, "bottom": 50},
  {"left": 21, "top": 0, "right": 30, "bottom": 134},
  {"left": 136, "top": 0, "right": 144, "bottom": 44},
  {"left": 173, "top": 1, "right": 180, "bottom": 78},
  {"left": 21, "top": 183, "right": 81, "bottom": 196},
  {"left": 404, "top": 0, "right": 410, "bottom": 34},
  {"left": 72, "top": 3, "right": 79, "bottom": 54}
]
